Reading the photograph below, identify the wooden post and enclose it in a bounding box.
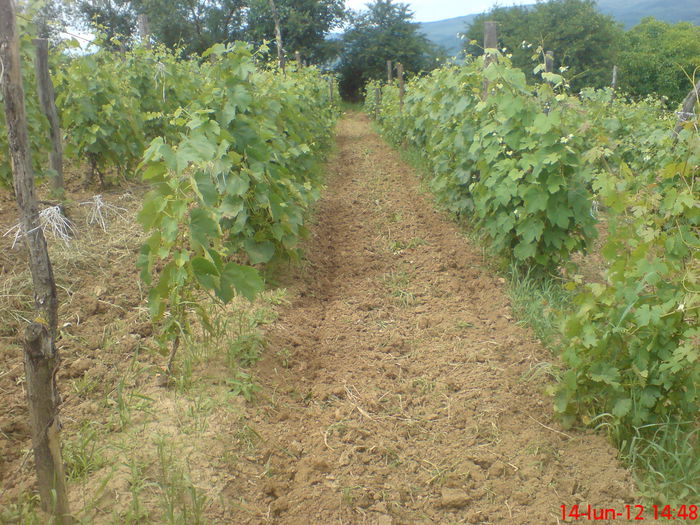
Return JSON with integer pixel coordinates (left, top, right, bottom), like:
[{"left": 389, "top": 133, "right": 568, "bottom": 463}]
[
  {"left": 374, "top": 86, "right": 381, "bottom": 120},
  {"left": 611, "top": 65, "right": 618, "bottom": 90},
  {"left": 0, "top": 2, "right": 70, "bottom": 522},
  {"left": 483, "top": 21, "right": 498, "bottom": 66},
  {"left": 32, "top": 38, "right": 64, "bottom": 197},
  {"left": 397, "top": 62, "right": 405, "bottom": 113},
  {"left": 482, "top": 21, "right": 498, "bottom": 99},
  {"left": 673, "top": 80, "right": 700, "bottom": 136},
  {"left": 327, "top": 76, "right": 334, "bottom": 104},
  {"left": 268, "top": 0, "right": 285, "bottom": 74},
  {"left": 545, "top": 50, "right": 554, "bottom": 74},
  {"left": 387, "top": 59, "right": 392, "bottom": 83},
  {"left": 295, "top": 50, "right": 301, "bottom": 64},
  {"left": 137, "top": 14, "right": 151, "bottom": 48}
]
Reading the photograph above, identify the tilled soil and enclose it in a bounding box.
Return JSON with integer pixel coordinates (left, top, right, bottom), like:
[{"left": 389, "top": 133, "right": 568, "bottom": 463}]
[
  {"left": 217, "top": 112, "right": 637, "bottom": 524},
  {"left": 0, "top": 112, "right": 646, "bottom": 524}
]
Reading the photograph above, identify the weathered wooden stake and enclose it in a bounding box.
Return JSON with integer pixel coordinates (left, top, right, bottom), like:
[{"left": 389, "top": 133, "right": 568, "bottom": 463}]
[
  {"left": 268, "top": 0, "right": 285, "bottom": 74},
  {"left": 295, "top": 50, "right": 301, "bottom": 64},
  {"left": 545, "top": 50, "right": 554, "bottom": 74},
  {"left": 32, "top": 38, "right": 64, "bottom": 197},
  {"left": 387, "top": 59, "right": 392, "bottom": 83},
  {"left": 483, "top": 21, "right": 498, "bottom": 65},
  {"left": 673, "top": 79, "right": 700, "bottom": 136},
  {"left": 397, "top": 62, "right": 405, "bottom": 113},
  {"left": 611, "top": 65, "right": 618, "bottom": 90},
  {"left": 374, "top": 87, "right": 381, "bottom": 120},
  {"left": 137, "top": 14, "right": 151, "bottom": 49},
  {"left": 328, "top": 76, "right": 334, "bottom": 104},
  {"left": 482, "top": 21, "right": 498, "bottom": 99},
  {"left": 0, "top": 1, "right": 70, "bottom": 522}
]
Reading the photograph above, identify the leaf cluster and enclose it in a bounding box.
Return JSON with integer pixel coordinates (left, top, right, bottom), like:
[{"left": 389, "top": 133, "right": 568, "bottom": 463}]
[{"left": 136, "top": 43, "right": 337, "bottom": 344}]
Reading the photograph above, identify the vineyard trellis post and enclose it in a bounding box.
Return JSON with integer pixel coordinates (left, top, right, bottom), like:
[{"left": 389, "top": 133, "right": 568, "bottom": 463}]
[
  {"left": 0, "top": 1, "right": 71, "bottom": 522},
  {"left": 33, "top": 38, "right": 64, "bottom": 197},
  {"left": 269, "top": 0, "right": 285, "bottom": 74},
  {"left": 673, "top": 79, "right": 700, "bottom": 137},
  {"left": 545, "top": 50, "right": 554, "bottom": 74},
  {"left": 374, "top": 86, "right": 381, "bottom": 120},
  {"left": 387, "top": 59, "right": 392, "bottom": 83},
  {"left": 397, "top": 62, "right": 405, "bottom": 113},
  {"left": 482, "top": 21, "right": 498, "bottom": 99},
  {"left": 137, "top": 14, "right": 151, "bottom": 49}
]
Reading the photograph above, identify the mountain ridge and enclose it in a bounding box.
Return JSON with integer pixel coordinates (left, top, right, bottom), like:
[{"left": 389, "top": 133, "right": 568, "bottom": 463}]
[{"left": 419, "top": 0, "right": 700, "bottom": 56}]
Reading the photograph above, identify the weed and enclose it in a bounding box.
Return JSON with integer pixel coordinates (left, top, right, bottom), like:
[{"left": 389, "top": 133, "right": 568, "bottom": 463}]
[
  {"left": 181, "top": 396, "right": 214, "bottom": 434},
  {"left": 114, "top": 377, "right": 131, "bottom": 430},
  {"left": 263, "top": 288, "right": 289, "bottom": 306},
  {"left": 276, "top": 346, "right": 294, "bottom": 368},
  {"left": 383, "top": 270, "right": 418, "bottom": 306},
  {"left": 388, "top": 211, "right": 404, "bottom": 223},
  {"left": 0, "top": 492, "right": 43, "bottom": 525},
  {"left": 227, "top": 332, "right": 265, "bottom": 369},
  {"left": 626, "top": 420, "right": 700, "bottom": 506},
  {"left": 226, "top": 370, "right": 261, "bottom": 402},
  {"left": 389, "top": 237, "right": 427, "bottom": 254},
  {"left": 70, "top": 373, "right": 100, "bottom": 398},
  {"left": 507, "top": 263, "right": 571, "bottom": 348},
  {"left": 234, "top": 422, "right": 262, "bottom": 452},
  {"left": 173, "top": 352, "right": 195, "bottom": 393},
  {"left": 63, "top": 423, "right": 106, "bottom": 481},
  {"left": 109, "top": 378, "right": 155, "bottom": 431},
  {"left": 122, "top": 458, "right": 154, "bottom": 523},
  {"left": 412, "top": 377, "right": 435, "bottom": 394},
  {"left": 155, "top": 436, "right": 209, "bottom": 525},
  {"left": 341, "top": 486, "right": 361, "bottom": 507}
]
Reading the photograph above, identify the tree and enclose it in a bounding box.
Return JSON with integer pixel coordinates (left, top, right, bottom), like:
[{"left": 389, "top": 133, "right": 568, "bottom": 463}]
[
  {"left": 245, "top": 0, "right": 347, "bottom": 64},
  {"left": 76, "top": 0, "right": 247, "bottom": 54},
  {"left": 464, "top": 0, "right": 623, "bottom": 91},
  {"left": 338, "top": 0, "right": 439, "bottom": 100},
  {"left": 74, "top": 0, "right": 344, "bottom": 59},
  {"left": 78, "top": 0, "right": 136, "bottom": 45},
  {"left": 618, "top": 18, "right": 700, "bottom": 105}
]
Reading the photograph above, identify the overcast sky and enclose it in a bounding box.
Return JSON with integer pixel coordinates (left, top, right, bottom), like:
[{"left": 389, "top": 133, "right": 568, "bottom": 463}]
[{"left": 345, "top": 0, "right": 524, "bottom": 23}]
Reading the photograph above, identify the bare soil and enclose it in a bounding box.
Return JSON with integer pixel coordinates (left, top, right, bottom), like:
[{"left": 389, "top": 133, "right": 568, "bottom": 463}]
[{"left": 0, "top": 112, "right": 650, "bottom": 524}]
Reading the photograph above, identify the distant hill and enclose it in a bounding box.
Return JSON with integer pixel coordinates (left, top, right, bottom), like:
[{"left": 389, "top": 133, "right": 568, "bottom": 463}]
[
  {"left": 419, "top": 0, "right": 700, "bottom": 56},
  {"left": 597, "top": 0, "right": 700, "bottom": 28},
  {"left": 418, "top": 15, "right": 477, "bottom": 56}
]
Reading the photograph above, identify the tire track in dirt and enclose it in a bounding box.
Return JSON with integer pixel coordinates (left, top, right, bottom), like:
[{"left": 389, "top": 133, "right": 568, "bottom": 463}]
[{"left": 221, "top": 112, "right": 639, "bottom": 524}]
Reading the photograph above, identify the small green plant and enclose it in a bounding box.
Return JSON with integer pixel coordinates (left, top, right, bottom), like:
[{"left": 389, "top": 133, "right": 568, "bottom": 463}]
[
  {"left": 155, "top": 436, "right": 209, "bottom": 525},
  {"left": 226, "top": 371, "right": 261, "bottom": 402},
  {"left": 508, "top": 263, "right": 571, "bottom": 348},
  {"left": 70, "top": 373, "right": 100, "bottom": 399},
  {"left": 627, "top": 421, "right": 700, "bottom": 506},
  {"left": 181, "top": 396, "right": 214, "bottom": 434},
  {"left": 388, "top": 237, "right": 427, "bottom": 254},
  {"left": 121, "top": 458, "right": 153, "bottom": 524},
  {"left": 383, "top": 270, "right": 417, "bottom": 306},
  {"left": 276, "top": 347, "right": 294, "bottom": 368},
  {"left": 234, "top": 422, "right": 262, "bottom": 451},
  {"left": 0, "top": 492, "right": 43, "bottom": 525},
  {"left": 63, "top": 423, "right": 106, "bottom": 481},
  {"left": 110, "top": 378, "right": 155, "bottom": 430},
  {"left": 227, "top": 332, "right": 266, "bottom": 369}
]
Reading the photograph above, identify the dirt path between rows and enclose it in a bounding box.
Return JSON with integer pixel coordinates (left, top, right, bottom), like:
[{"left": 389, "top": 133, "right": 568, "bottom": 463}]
[{"left": 219, "top": 111, "right": 638, "bottom": 524}]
